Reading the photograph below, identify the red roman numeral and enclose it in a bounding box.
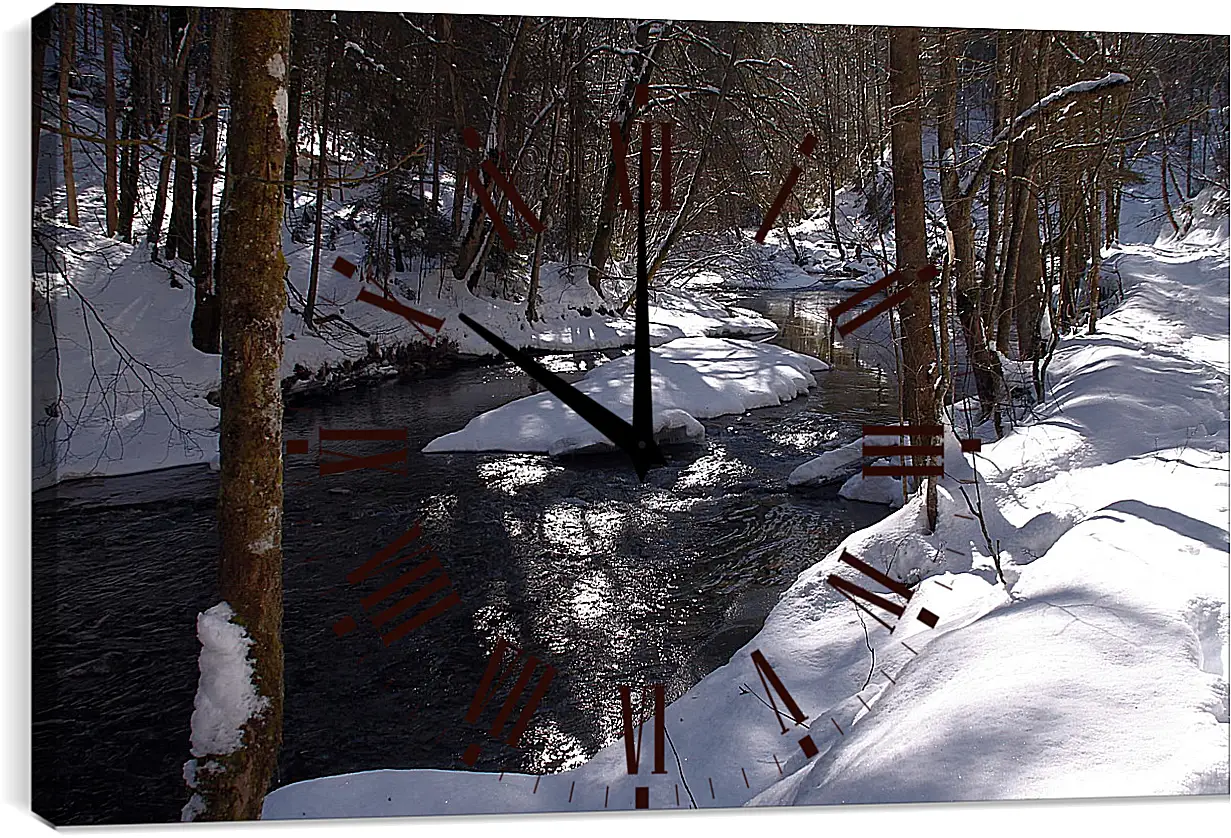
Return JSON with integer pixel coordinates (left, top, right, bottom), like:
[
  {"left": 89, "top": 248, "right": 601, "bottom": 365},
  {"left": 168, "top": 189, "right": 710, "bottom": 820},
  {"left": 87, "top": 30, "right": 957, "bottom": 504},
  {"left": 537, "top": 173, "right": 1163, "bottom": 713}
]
[
  {"left": 750, "top": 649, "right": 818, "bottom": 758},
  {"left": 460, "top": 638, "right": 556, "bottom": 767},
  {"left": 826, "top": 550, "right": 939, "bottom": 631},
  {"left": 332, "top": 522, "right": 461, "bottom": 647},
  {"left": 620, "top": 683, "right": 666, "bottom": 809},
  {"left": 318, "top": 427, "right": 408, "bottom": 477}
]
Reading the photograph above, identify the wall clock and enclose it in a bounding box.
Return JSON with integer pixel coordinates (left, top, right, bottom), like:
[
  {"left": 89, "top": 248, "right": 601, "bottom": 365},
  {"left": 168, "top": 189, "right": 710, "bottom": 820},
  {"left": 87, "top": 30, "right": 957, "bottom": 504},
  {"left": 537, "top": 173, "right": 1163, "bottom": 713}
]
[{"left": 272, "top": 85, "right": 948, "bottom": 817}]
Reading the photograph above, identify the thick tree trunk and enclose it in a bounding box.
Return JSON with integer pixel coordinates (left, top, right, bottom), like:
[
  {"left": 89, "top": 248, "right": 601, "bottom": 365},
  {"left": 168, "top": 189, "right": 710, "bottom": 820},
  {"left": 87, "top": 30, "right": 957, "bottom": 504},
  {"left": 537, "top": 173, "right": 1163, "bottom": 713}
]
[
  {"left": 32, "top": 9, "right": 52, "bottom": 206},
  {"left": 186, "top": 7, "right": 289, "bottom": 822},
  {"left": 584, "top": 21, "right": 667, "bottom": 297},
  {"left": 304, "top": 48, "right": 335, "bottom": 327},
  {"left": 192, "top": 10, "right": 226, "bottom": 355},
  {"left": 888, "top": 27, "right": 940, "bottom": 532},
  {"left": 149, "top": 8, "right": 196, "bottom": 259},
  {"left": 58, "top": 4, "right": 80, "bottom": 227}
]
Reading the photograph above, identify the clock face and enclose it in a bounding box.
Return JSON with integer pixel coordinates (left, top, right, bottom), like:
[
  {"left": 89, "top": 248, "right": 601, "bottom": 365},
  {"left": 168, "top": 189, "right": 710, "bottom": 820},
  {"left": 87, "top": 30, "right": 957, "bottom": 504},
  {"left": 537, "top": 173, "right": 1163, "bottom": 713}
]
[
  {"left": 266, "top": 95, "right": 949, "bottom": 815},
  {"left": 30, "top": 2, "right": 1229, "bottom": 829}
]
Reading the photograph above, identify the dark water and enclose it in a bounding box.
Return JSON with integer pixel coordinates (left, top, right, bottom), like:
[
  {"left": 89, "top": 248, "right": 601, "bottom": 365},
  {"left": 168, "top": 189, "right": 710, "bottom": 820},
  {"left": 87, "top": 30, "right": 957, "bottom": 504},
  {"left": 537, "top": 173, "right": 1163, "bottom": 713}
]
[{"left": 32, "top": 289, "right": 896, "bottom": 825}]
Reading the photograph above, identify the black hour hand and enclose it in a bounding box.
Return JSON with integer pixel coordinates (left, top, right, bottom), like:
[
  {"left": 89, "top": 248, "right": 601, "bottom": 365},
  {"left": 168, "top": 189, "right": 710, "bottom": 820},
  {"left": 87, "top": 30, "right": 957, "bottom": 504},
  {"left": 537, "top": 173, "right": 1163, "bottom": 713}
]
[{"left": 458, "top": 312, "right": 664, "bottom": 480}]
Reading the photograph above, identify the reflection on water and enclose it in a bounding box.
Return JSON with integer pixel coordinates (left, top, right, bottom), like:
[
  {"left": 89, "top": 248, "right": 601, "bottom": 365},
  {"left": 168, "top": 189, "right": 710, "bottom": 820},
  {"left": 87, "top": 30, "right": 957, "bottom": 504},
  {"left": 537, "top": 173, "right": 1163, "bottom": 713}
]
[{"left": 33, "top": 289, "right": 898, "bottom": 825}]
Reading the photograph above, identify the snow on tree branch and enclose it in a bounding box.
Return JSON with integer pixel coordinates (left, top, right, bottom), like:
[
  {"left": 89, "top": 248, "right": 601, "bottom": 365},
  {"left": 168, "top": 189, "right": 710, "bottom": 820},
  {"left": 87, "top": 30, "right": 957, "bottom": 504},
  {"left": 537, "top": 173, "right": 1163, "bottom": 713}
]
[{"left": 959, "top": 72, "right": 1131, "bottom": 199}]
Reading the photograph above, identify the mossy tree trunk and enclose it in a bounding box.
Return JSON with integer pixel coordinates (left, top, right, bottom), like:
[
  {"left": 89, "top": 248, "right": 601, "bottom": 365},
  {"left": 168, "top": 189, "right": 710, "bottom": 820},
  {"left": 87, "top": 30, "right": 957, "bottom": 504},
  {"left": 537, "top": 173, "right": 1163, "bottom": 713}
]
[
  {"left": 888, "top": 26, "right": 940, "bottom": 532},
  {"left": 189, "top": 8, "right": 290, "bottom": 821}
]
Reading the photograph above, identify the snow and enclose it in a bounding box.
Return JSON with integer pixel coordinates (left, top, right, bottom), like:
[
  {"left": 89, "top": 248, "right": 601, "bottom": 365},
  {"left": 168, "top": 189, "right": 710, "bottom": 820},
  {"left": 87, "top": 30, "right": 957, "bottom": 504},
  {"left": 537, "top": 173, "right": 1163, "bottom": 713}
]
[
  {"left": 423, "top": 337, "right": 829, "bottom": 456},
  {"left": 187, "top": 602, "right": 269, "bottom": 759},
  {"left": 263, "top": 187, "right": 1229, "bottom": 820}
]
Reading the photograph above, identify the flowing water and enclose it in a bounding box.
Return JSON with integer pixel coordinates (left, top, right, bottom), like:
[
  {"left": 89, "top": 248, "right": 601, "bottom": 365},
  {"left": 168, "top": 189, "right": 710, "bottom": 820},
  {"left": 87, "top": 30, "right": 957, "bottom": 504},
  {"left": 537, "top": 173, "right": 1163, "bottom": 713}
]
[{"left": 32, "top": 289, "right": 897, "bottom": 825}]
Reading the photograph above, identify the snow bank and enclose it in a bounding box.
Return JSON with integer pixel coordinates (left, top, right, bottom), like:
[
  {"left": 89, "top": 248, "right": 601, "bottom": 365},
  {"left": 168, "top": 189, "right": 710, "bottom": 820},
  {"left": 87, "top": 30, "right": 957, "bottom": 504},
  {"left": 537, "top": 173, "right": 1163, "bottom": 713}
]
[{"left": 423, "top": 337, "right": 829, "bottom": 456}]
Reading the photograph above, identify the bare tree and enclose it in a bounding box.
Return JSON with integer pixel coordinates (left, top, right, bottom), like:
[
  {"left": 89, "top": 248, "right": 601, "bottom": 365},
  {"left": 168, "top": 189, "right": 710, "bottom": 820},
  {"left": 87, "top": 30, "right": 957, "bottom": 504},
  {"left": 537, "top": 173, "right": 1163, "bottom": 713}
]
[{"left": 192, "top": 9, "right": 227, "bottom": 354}]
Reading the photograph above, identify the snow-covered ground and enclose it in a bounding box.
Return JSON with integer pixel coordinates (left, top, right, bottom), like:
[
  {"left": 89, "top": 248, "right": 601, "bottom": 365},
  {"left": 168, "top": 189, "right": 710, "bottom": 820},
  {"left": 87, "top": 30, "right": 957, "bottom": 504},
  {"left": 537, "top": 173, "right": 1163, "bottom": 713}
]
[
  {"left": 423, "top": 337, "right": 827, "bottom": 456},
  {"left": 262, "top": 188, "right": 1230, "bottom": 818}
]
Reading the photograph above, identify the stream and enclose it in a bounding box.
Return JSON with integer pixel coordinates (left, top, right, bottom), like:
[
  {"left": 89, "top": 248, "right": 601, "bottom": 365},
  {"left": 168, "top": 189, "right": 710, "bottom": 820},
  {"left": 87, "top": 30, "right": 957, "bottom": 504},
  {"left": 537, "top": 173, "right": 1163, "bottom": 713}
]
[{"left": 32, "top": 288, "right": 899, "bottom": 825}]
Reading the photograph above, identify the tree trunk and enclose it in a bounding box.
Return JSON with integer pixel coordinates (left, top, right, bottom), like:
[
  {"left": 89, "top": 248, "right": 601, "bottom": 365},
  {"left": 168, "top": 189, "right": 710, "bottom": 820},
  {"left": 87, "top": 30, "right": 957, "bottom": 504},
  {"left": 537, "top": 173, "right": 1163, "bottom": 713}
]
[
  {"left": 186, "top": 7, "right": 289, "bottom": 822},
  {"left": 584, "top": 21, "right": 667, "bottom": 297},
  {"left": 888, "top": 26, "right": 939, "bottom": 532},
  {"left": 168, "top": 12, "right": 197, "bottom": 262},
  {"left": 304, "top": 46, "right": 335, "bottom": 328},
  {"left": 192, "top": 10, "right": 226, "bottom": 355},
  {"left": 441, "top": 15, "right": 467, "bottom": 237},
  {"left": 1013, "top": 33, "right": 1047, "bottom": 361},
  {"left": 102, "top": 7, "right": 119, "bottom": 236},
  {"left": 32, "top": 8, "right": 52, "bottom": 206},
  {"left": 936, "top": 33, "right": 1003, "bottom": 424},
  {"left": 58, "top": 4, "right": 80, "bottom": 227},
  {"left": 454, "top": 18, "right": 529, "bottom": 286},
  {"left": 148, "top": 8, "right": 196, "bottom": 259},
  {"left": 118, "top": 9, "right": 150, "bottom": 241},
  {"left": 527, "top": 101, "right": 563, "bottom": 322},
  {"left": 283, "top": 11, "right": 304, "bottom": 206}
]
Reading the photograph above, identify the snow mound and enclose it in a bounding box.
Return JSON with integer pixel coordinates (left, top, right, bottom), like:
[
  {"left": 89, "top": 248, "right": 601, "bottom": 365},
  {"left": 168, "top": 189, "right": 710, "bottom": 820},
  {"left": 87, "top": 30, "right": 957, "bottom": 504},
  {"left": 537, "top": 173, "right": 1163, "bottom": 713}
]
[{"left": 424, "top": 337, "right": 829, "bottom": 455}]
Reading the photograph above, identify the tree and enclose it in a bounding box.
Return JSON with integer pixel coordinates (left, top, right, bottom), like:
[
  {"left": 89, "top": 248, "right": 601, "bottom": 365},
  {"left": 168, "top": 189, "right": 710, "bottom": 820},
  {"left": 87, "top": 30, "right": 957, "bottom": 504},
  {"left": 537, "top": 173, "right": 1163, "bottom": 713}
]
[
  {"left": 303, "top": 33, "right": 336, "bottom": 328},
  {"left": 186, "top": 7, "right": 290, "bottom": 821},
  {"left": 887, "top": 26, "right": 940, "bottom": 532},
  {"left": 936, "top": 32, "right": 1004, "bottom": 427},
  {"left": 148, "top": 8, "right": 197, "bottom": 260},
  {"left": 118, "top": 7, "right": 152, "bottom": 241},
  {"left": 192, "top": 9, "right": 227, "bottom": 354},
  {"left": 32, "top": 8, "right": 53, "bottom": 205},
  {"left": 584, "top": 20, "right": 667, "bottom": 297},
  {"left": 102, "top": 6, "right": 118, "bottom": 236},
  {"left": 58, "top": 4, "right": 79, "bottom": 227}
]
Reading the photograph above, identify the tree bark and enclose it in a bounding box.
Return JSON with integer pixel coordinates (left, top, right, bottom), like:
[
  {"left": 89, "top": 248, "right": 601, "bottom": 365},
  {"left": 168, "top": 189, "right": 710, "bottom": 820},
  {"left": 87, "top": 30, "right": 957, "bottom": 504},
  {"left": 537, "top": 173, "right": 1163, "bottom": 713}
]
[
  {"left": 888, "top": 26, "right": 940, "bottom": 532},
  {"left": 192, "top": 9, "right": 227, "bottom": 355},
  {"left": 186, "top": 7, "right": 289, "bottom": 822},
  {"left": 99, "top": 7, "right": 118, "bottom": 235},
  {"left": 58, "top": 4, "right": 80, "bottom": 227}
]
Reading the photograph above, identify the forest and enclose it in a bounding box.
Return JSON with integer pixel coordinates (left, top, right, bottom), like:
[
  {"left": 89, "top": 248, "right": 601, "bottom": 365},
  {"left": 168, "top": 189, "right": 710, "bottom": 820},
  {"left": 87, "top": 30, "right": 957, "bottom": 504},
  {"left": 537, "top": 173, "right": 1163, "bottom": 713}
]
[{"left": 30, "top": 3, "right": 1230, "bottom": 826}]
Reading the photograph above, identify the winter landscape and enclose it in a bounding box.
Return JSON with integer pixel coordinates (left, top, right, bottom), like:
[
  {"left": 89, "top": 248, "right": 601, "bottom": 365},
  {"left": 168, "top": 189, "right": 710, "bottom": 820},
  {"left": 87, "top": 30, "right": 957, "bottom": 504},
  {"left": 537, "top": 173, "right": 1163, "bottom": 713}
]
[{"left": 26, "top": 2, "right": 1229, "bottom": 831}]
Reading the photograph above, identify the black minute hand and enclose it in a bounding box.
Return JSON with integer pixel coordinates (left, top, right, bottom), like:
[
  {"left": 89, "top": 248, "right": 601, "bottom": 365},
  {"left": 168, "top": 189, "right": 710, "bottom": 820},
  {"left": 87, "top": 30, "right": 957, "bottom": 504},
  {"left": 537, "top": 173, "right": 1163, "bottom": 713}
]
[{"left": 457, "top": 312, "right": 655, "bottom": 480}]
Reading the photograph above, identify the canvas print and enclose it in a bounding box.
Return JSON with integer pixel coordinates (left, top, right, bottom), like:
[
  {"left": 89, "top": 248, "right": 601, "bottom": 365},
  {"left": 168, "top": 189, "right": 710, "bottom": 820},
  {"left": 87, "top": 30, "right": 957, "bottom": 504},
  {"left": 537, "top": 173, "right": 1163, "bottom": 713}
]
[{"left": 30, "top": 2, "right": 1230, "bottom": 826}]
